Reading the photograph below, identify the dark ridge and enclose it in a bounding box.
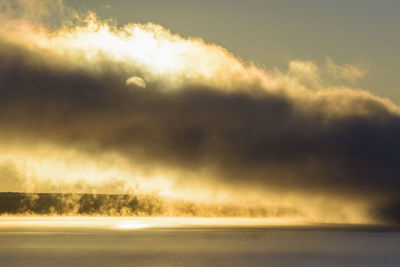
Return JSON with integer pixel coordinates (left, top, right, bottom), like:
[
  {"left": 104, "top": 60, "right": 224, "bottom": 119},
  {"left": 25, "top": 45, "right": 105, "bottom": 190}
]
[
  {"left": 0, "top": 192, "right": 162, "bottom": 216},
  {"left": 0, "top": 192, "right": 296, "bottom": 217}
]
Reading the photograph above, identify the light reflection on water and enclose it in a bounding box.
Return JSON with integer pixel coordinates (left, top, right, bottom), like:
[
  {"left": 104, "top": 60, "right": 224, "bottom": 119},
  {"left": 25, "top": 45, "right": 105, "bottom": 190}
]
[
  {"left": 0, "top": 217, "right": 399, "bottom": 267},
  {"left": 0, "top": 216, "right": 304, "bottom": 229}
]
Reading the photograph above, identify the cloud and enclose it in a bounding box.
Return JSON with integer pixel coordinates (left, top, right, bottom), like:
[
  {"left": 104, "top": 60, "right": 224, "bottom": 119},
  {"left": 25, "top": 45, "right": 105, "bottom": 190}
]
[
  {"left": 0, "top": 1, "right": 399, "bottom": 223},
  {"left": 324, "top": 57, "right": 368, "bottom": 82}
]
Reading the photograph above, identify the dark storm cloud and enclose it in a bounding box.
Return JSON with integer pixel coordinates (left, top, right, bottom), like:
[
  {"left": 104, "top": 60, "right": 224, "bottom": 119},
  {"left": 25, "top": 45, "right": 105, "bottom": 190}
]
[{"left": 0, "top": 38, "right": 400, "bottom": 222}]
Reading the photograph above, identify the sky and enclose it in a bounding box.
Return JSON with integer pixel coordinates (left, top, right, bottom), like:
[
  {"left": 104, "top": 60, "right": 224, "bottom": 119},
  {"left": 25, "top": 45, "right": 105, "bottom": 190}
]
[
  {"left": 0, "top": 0, "right": 400, "bottom": 224},
  {"left": 65, "top": 0, "right": 400, "bottom": 103}
]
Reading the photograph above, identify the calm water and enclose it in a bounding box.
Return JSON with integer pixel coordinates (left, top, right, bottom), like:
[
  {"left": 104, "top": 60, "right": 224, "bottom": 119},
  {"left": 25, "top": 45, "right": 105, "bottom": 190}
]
[{"left": 0, "top": 218, "right": 399, "bottom": 267}]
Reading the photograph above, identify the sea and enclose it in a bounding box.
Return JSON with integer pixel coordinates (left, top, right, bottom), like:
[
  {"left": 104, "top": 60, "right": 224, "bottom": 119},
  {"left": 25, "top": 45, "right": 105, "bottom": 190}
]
[{"left": 0, "top": 217, "right": 399, "bottom": 267}]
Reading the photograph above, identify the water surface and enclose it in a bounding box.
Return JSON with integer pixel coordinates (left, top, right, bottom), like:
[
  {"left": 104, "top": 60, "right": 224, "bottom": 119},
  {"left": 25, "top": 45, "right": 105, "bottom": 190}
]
[{"left": 0, "top": 217, "right": 399, "bottom": 266}]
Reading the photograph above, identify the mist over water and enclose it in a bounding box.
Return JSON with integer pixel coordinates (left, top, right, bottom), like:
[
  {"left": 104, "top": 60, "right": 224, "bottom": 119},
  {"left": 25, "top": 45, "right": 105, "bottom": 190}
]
[
  {"left": 1, "top": 1, "right": 400, "bottom": 224},
  {"left": 0, "top": 2, "right": 399, "bottom": 266}
]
